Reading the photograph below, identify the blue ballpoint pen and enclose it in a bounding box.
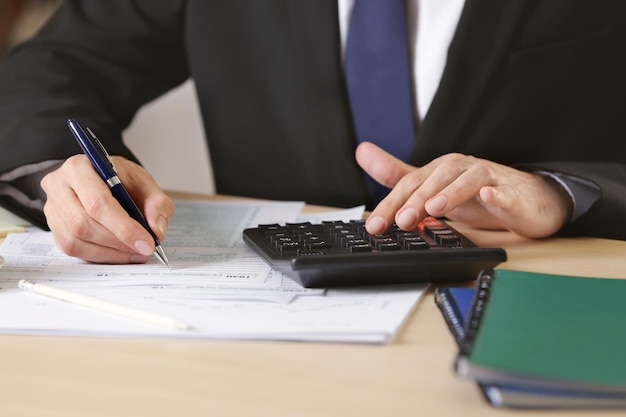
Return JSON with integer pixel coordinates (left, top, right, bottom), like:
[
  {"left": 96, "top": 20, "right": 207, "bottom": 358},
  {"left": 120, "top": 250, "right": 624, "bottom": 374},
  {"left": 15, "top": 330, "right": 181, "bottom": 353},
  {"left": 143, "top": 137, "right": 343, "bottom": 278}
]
[{"left": 67, "top": 118, "right": 170, "bottom": 266}]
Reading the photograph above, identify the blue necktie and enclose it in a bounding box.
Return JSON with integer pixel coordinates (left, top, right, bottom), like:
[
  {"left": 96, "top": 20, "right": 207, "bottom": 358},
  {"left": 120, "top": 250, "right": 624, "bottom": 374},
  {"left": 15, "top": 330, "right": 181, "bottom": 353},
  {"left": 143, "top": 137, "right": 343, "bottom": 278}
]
[{"left": 345, "top": 0, "right": 417, "bottom": 203}]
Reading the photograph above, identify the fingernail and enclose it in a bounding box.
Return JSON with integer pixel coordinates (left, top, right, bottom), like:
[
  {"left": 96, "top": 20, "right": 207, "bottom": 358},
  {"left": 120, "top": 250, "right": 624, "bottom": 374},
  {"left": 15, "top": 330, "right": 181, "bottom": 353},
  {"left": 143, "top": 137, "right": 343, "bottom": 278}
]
[
  {"left": 134, "top": 240, "right": 153, "bottom": 256},
  {"left": 366, "top": 216, "right": 387, "bottom": 234},
  {"left": 426, "top": 195, "right": 447, "bottom": 214},
  {"left": 157, "top": 215, "right": 168, "bottom": 236},
  {"left": 397, "top": 208, "right": 418, "bottom": 228}
]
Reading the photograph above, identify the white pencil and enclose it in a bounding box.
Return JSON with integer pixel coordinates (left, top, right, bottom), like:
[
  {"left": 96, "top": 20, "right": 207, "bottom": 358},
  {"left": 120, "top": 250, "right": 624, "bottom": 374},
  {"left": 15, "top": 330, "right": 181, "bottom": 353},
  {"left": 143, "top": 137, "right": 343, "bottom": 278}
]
[{"left": 18, "top": 279, "right": 193, "bottom": 331}]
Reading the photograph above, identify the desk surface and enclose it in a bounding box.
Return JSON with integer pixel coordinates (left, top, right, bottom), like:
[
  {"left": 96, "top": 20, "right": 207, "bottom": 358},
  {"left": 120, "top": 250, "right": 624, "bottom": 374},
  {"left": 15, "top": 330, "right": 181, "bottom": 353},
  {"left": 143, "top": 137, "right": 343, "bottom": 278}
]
[{"left": 1, "top": 195, "right": 625, "bottom": 417}]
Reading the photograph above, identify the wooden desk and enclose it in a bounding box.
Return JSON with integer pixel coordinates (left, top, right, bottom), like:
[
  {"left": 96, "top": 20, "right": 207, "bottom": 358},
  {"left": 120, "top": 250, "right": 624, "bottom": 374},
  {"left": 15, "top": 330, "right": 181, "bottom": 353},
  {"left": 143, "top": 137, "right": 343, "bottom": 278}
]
[{"left": 1, "top": 195, "right": 625, "bottom": 417}]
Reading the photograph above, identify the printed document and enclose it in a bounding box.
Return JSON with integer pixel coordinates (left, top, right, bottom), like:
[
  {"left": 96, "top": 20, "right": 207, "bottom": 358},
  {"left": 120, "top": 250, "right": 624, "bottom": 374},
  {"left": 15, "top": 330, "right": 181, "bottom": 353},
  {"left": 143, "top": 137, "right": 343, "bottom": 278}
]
[{"left": 0, "top": 200, "right": 427, "bottom": 343}]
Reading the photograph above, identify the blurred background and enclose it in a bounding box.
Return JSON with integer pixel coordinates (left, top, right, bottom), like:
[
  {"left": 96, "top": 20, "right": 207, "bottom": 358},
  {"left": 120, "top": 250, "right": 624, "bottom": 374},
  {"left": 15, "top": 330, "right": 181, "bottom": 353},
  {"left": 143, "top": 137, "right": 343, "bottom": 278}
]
[
  {"left": 0, "top": 0, "right": 60, "bottom": 57},
  {"left": 0, "top": 0, "right": 215, "bottom": 195}
]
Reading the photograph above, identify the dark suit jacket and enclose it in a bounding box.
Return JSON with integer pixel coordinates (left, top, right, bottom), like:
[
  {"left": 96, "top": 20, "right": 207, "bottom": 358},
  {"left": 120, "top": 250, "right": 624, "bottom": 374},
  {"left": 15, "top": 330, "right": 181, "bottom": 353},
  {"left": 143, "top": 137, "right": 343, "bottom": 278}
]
[{"left": 0, "top": 0, "right": 625, "bottom": 239}]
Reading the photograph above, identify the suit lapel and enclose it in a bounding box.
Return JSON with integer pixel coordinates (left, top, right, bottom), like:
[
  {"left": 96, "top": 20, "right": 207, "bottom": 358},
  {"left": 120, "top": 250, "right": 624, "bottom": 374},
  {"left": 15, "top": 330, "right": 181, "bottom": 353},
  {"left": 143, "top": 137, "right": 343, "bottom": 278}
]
[
  {"left": 288, "top": 1, "right": 370, "bottom": 197},
  {"left": 414, "top": 0, "right": 530, "bottom": 162}
]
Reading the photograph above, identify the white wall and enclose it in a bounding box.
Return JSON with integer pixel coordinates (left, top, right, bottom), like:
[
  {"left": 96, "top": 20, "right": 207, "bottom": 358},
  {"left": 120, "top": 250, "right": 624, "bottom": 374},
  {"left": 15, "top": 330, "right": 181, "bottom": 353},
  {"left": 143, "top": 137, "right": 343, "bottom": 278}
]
[{"left": 123, "top": 79, "right": 215, "bottom": 195}]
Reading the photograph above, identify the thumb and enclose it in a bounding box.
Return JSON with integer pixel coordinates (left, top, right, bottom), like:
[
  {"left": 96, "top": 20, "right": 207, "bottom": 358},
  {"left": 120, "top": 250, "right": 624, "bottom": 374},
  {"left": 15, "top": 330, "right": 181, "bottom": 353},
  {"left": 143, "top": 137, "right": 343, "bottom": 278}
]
[
  {"left": 479, "top": 184, "right": 565, "bottom": 238},
  {"left": 355, "top": 142, "right": 413, "bottom": 189}
]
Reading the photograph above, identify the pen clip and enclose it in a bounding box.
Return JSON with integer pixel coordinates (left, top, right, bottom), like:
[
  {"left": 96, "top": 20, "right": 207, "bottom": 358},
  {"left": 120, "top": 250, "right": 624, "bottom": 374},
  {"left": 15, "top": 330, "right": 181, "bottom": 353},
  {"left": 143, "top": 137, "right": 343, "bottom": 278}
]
[{"left": 86, "top": 126, "right": 118, "bottom": 175}]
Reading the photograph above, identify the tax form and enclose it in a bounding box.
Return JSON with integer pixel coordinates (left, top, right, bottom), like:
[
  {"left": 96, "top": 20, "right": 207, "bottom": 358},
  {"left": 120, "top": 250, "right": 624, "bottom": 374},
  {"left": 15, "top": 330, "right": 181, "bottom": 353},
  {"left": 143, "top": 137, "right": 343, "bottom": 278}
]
[{"left": 0, "top": 200, "right": 427, "bottom": 343}]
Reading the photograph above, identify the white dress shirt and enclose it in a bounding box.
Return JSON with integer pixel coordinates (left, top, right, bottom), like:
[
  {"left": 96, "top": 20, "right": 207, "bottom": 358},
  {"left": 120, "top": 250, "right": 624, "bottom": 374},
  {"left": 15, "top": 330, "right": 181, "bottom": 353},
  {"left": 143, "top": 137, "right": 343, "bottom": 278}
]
[{"left": 338, "top": 0, "right": 466, "bottom": 121}]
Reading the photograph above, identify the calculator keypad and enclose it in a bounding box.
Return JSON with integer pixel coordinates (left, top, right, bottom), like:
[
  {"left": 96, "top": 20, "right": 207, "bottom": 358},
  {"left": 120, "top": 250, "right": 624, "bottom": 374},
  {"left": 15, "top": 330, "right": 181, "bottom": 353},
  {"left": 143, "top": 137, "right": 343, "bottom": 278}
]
[
  {"left": 243, "top": 216, "right": 507, "bottom": 287},
  {"left": 257, "top": 217, "right": 471, "bottom": 257}
]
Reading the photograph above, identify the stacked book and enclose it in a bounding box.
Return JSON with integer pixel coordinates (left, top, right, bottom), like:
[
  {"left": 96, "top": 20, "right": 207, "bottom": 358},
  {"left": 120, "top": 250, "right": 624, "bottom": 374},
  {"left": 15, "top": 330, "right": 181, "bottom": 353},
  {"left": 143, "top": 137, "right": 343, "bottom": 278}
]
[{"left": 435, "top": 269, "right": 626, "bottom": 408}]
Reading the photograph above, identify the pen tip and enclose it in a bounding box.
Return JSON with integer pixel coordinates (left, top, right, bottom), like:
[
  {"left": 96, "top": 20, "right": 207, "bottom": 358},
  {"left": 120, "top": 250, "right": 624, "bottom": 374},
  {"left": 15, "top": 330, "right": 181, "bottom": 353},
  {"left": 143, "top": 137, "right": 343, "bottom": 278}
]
[{"left": 154, "top": 245, "right": 170, "bottom": 267}]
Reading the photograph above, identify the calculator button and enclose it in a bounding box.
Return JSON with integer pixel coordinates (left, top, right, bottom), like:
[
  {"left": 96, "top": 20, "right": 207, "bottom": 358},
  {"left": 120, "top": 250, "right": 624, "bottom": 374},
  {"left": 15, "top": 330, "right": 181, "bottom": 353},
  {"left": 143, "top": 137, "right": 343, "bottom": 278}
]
[
  {"left": 377, "top": 242, "right": 402, "bottom": 251},
  {"left": 435, "top": 234, "right": 461, "bottom": 246},
  {"left": 405, "top": 240, "right": 430, "bottom": 250},
  {"left": 348, "top": 244, "right": 373, "bottom": 253},
  {"left": 401, "top": 236, "right": 429, "bottom": 250},
  {"left": 343, "top": 238, "right": 368, "bottom": 248},
  {"left": 305, "top": 238, "right": 332, "bottom": 251},
  {"left": 277, "top": 241, "right": 301, "bottom": 252}
]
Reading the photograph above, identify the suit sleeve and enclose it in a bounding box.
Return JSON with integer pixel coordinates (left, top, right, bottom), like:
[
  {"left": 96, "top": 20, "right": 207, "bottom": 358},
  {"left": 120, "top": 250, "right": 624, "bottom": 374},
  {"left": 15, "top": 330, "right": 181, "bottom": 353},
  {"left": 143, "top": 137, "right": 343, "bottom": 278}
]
[{"left": 0, "top": 0, "right": 189, "bottom": 223}]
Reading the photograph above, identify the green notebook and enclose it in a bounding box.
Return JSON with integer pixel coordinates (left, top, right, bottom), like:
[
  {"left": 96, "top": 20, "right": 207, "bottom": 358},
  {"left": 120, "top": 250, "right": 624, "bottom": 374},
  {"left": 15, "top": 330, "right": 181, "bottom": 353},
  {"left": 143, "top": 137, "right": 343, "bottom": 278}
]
[{"left": 456, "top": 269, "right": 626, "bottom": 395}]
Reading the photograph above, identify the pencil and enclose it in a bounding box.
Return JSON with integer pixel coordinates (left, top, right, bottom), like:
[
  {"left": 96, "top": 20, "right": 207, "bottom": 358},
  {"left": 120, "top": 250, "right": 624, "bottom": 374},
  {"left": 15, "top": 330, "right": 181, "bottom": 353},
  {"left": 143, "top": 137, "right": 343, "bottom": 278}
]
[{"left": 18, "top": 279, "right": 193, "bottom": 331}]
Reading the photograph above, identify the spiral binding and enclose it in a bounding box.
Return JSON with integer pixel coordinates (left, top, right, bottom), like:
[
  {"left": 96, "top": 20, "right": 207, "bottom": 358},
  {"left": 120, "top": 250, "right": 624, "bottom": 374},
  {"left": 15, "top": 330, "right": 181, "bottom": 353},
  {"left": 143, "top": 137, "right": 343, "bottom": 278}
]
[
  {"left": 459, "top": 269, "right": 496, "bottom": 355},
  {"left": 434, "top": 288, "right": 465, "bottom": 342}
]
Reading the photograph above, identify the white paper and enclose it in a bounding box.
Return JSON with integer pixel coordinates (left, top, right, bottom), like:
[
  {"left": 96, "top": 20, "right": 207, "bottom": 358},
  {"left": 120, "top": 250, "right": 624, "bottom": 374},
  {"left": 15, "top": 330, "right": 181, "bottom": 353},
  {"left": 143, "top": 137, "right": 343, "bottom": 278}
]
[
  {"left": 0, "top": 206, "right": 31, "bottom": 237},
  {"left": 0, "top": 200, "right": 426, "bottom": 343}
]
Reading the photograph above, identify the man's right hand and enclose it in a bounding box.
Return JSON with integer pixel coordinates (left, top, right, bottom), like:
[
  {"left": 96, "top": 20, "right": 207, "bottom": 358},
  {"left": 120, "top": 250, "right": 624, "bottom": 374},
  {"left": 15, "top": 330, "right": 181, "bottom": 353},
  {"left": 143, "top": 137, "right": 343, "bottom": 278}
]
[{"left": 40, "top": 155, "right": 175, "bottom": 264}]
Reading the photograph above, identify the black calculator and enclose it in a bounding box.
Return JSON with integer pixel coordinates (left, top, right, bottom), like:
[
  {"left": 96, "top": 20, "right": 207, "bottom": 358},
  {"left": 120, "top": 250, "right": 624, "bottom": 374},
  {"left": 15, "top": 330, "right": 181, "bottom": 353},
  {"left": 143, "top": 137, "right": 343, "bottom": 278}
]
[{"left": 243, "top": 217, "right": 507, "bottom": 288}]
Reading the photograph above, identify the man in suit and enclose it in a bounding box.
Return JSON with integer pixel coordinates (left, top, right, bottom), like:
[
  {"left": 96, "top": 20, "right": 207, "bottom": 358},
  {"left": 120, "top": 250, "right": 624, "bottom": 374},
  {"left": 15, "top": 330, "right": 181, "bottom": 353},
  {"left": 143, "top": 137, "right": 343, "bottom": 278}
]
[{"left": 0, "top": 0, "right": 625, "bottom": 264}]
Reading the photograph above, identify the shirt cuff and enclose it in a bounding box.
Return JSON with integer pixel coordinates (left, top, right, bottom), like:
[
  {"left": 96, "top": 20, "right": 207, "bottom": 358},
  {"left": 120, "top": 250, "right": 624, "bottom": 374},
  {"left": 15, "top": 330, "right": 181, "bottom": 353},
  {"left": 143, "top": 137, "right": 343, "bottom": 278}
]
[
  {"left": 0, "top": 159, "right": 64, "bottom": 229},
  {"left": 534, "top": 170, "right": 601, "bottom": 223}
]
